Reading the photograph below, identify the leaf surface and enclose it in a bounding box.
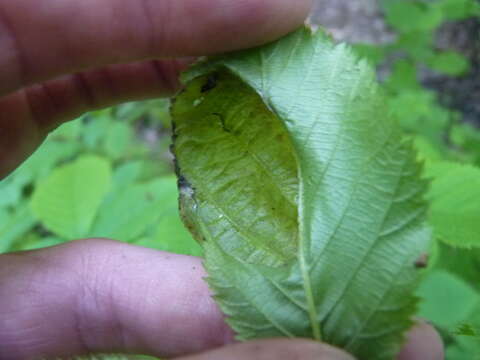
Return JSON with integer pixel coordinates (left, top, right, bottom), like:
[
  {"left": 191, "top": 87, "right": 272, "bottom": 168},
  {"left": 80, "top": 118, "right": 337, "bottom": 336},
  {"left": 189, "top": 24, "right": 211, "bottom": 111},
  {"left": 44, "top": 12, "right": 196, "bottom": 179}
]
[
  {"left": 416, "top": 270, "right": 479, "bottom": 328},
  {"left": 31, "top": 155, "right": 112, "bottom": 239},
  {"left": 172, "top": 28, "right": 430, "bottom": 359},
  {"left": 424, "top": 162, "right": 480, "bottom": 248},
  {"left": 91, "top": 177, "right": 179, "bottom": 242},
  {"left": 0, "top": 202, "right": 36, "bottom": 252}
]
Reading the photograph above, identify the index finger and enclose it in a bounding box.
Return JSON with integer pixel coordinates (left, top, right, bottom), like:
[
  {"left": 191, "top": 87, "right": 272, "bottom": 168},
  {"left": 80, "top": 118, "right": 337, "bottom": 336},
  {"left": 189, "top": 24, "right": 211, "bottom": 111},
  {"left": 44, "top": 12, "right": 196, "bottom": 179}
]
[{"left": 0, "top": 0, "right": 312, "bottom": 96}]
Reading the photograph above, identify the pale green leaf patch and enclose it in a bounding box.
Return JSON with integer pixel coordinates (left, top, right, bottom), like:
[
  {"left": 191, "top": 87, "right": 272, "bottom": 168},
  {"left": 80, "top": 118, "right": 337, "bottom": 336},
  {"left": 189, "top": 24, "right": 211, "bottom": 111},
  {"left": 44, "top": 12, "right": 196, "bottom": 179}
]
[
  {"left": 424, "top": 162, "right": 480, "bottom": 248},
  {"left": 31, "top": 155, "right": 112, "bottom": 239}
]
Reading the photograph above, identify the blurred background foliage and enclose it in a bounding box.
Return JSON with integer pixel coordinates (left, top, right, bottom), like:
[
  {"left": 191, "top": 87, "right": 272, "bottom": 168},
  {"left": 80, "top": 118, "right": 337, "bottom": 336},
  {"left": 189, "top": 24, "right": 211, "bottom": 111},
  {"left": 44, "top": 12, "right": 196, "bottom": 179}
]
[
  {"left": 1, "top": 0, "right": 480, "bottom": 359},
  {"left": 0, "top": 100, "right": 202, "bottom": 257},
  {"left": 352, "top": 1, "right": 480, "bottom": 358}
]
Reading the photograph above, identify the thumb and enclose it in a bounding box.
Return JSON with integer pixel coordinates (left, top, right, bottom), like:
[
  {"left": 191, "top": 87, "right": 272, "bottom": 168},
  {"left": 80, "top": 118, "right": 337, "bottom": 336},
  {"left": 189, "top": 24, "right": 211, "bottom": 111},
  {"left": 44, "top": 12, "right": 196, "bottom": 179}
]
[{"left": 176, "top": 339, "right": 355, "bottom": 360}]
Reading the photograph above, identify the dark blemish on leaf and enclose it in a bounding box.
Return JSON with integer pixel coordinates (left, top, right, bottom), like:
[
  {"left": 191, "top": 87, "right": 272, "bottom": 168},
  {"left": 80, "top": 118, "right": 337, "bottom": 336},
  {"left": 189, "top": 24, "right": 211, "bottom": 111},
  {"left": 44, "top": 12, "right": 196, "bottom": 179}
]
[
  {"left": 170, "top": 118, "right": 179, "bottom": 142},
  {"left": 178, "top": 175, "right": 194, "bottom": 192},
  {"left": 414, "top": 253, "right": 429, "bottom": 268},
  {"left": 201, "top": 73, "right": 219, "bottom": 93},
  {"left": 170, "top": 137, "right": 191, "bottom": 193},
  {"left": 170, "top": 124, "right": 197, "bottom": 208},
  {"left": 213, "top": 112, "right": 231, "bottom": 133}
]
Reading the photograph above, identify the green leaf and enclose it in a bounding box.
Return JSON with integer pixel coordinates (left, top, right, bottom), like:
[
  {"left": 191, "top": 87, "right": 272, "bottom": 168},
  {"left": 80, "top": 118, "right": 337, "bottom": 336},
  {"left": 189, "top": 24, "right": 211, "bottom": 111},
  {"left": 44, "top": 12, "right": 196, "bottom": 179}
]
[
  {"left": 388, "top": 90, "right": 436, "bottom": 128},
  {"left": 447, "top": 337, "right": 480, "bottom": 360},
  {"left": 6, "top": 140, "right": 80, "bottom": 186},
  {"left": 416, "top": 270, "right": 478, "bottom": 328},
  {"left": 388, "top": 89, "right": 451, "bottom": 147},
  {"left": 450, "top": 124, "right": 480, "bottom": 165},
  {"left": 427, "top": 51, "right": 470, "bottom": 76},
  {"left": 82, "top": 114, "right": 112, "bottom": 149},
  {"left": 413, "top": 136, "right": 444, "bottom": 163},
  {"left": 135, "top": 208, "right": 202, "bottom": 256},
  {"left": 52, "top": 118, "right": 83, "bottom": 140},
  {"left": 432, "top": 242, "right": 480, "bottom": 289},
  {"left": 103, "top": 122, "right": 134, "bottom": 159},
  {"left": 116, "top": 99, "right": 171, "bottom": 125},
  {"left": 12, "top": 234, "right": 64, "bottom": 251},
  {"left": 454, "top": 323, "right": 480, "bottom": 338},
  {"left": 385, "top": 60, "right": 420, "bottom": 91},
  {"left": 31, "top": 155, "right": 112, "bottom": 239},
  {"left": 172, "top": 28, "right": 430, "bottom": 359},
  {"left": 111, "top": 161, "right": 144, "bottom": 189},
  {"left": 437, "top": 0, "right": 480, "bottom": 20},
  {"left": 424, "top": 162, "right": 480, "bottom": 248},
  {"left": 0, "top": 177, "right": 23, "bottom": 207},
  {"left": 393, "top": 32, "right": 435, "bottom": 61},
  {"left": 382, "top": 1, "right": 444, "bottom": 33},
  {"left": 90, "top": 177, "right": 177, "bottom": 242},
  {"left": 352, "top": 44, "right": 386, "bottom": 66},
  {"left": 0, "top": 202, "right": 36, "bottom": 253}
]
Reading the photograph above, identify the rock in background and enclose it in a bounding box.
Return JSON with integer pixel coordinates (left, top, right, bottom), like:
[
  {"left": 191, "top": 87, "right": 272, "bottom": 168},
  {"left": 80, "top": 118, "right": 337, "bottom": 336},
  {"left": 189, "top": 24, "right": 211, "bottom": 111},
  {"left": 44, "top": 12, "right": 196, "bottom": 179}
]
[{"left": 309, "top": 0, "right": 394, "bottom": 44}]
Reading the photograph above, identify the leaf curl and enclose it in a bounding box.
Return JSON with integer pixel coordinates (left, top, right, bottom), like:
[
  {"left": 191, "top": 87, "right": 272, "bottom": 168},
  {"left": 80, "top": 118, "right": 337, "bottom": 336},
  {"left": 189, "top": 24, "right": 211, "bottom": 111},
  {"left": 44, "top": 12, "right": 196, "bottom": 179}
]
[{"left": 171, "top": 28, "right": 431, "bottom": 360}]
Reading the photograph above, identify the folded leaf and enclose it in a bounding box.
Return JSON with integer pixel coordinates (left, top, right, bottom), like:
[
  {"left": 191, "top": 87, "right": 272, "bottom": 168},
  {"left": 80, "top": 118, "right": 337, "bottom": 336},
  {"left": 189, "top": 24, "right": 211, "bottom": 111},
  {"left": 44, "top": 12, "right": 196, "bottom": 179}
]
[{"left": 171, "top": 28, "right": 431, "bottom": 360}]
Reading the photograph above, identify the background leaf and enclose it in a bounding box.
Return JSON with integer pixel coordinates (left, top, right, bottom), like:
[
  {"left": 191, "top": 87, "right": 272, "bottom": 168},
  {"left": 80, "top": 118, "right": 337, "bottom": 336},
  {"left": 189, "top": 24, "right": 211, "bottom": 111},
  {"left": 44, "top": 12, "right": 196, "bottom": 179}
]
[
  {"left": 424, "top": 162, "right": 480, "bottom": 248},
  {"left": 91, "top": 177, "right": 178, "bottom": 242},
  {"left": 383, "top": 1, "right": 444, "bottom": 33},
  {"left": 31, "top": 155, "right": 112, "bottom": 239},
  {"left": 416, "top": 270, "right": 478, "bottom": 328},
  {"left": 427, "top": 51, "right": 470, "bottom": 76},
  {"left": 103, "top": 122, "right": 134, "bottom": 160},
  {"left": 437, "top": 0, "right": 480, "bottom": 20},
  {"left": 0, "top": 202, "right": 36, "bottom": 252}
]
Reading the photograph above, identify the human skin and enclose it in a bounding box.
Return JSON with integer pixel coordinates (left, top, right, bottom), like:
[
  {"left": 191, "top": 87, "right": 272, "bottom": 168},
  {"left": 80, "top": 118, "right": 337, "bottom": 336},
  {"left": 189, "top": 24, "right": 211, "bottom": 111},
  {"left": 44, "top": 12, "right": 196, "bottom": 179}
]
[{"left": 0, "top": 1, "right": 443, "bottom": 359}]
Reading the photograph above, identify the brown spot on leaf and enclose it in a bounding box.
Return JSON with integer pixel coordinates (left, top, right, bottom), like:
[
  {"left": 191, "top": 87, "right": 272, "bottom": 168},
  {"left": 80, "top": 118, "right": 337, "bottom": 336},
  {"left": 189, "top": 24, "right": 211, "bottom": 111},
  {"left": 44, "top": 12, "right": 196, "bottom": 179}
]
[{"left": 414, "top": 253, "right": 429, "bottom": 268}]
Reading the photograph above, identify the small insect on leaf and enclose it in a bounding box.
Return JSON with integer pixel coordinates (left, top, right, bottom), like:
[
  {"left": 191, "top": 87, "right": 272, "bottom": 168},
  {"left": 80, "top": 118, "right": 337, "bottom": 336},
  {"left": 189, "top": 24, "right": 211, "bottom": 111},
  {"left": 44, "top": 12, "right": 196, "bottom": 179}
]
[{"left": 414, "top": 253, "right": 429, "bottom": 268}]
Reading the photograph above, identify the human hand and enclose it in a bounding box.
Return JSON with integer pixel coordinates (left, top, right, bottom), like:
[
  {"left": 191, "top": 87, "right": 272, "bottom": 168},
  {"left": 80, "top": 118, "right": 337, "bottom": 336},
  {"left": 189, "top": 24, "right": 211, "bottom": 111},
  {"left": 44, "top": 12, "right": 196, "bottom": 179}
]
[
  {"left": 0, "top": 0, "right": 311, "bottom": 178},
  {"left": 0, "top": 1, "right": 444, "bottom": 359}
]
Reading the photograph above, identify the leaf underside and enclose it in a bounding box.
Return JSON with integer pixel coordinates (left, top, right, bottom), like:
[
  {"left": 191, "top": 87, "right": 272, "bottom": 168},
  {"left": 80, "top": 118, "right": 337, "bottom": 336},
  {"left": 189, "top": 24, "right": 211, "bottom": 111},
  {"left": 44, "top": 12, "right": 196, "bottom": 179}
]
[{"left": 171, "top": 28, "right": 431, "bottom": 360}]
